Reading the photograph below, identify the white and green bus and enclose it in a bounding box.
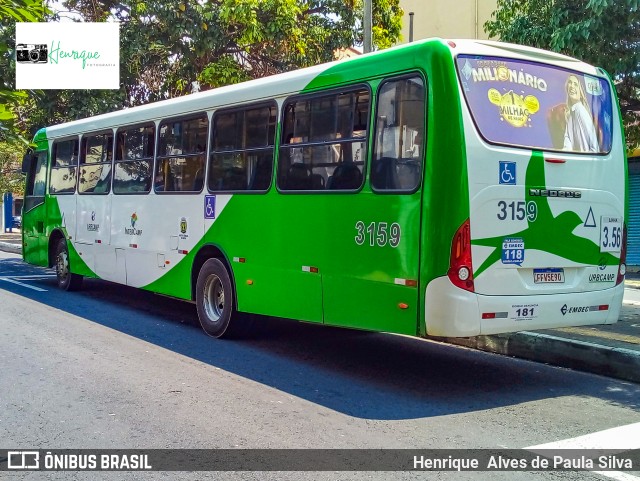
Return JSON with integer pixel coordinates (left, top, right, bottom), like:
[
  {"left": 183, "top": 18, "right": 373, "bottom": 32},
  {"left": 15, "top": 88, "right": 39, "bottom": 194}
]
[{"left": 21, "top": 39, "right": 627, "bottom": 339}]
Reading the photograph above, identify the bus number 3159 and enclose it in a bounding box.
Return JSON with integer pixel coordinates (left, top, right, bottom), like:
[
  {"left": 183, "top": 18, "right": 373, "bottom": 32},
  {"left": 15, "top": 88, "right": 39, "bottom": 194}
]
[{"left": 355, "top": 221, "right": 401, "bottom": 247}]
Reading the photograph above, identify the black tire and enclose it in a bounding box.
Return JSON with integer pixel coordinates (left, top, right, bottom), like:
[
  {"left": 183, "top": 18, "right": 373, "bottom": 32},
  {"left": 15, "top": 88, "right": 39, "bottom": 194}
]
[
  {"left": 195, "top": 258, "right": 253, "bottom": 339},
  {"left": 54, "top": 238, "right": 83, "bottom": 291}
]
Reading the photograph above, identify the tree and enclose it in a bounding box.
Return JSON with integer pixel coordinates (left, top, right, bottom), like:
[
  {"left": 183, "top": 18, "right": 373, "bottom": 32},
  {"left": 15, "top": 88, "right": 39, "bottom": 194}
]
[
  {"left": 485, "top": 0, "right": 640, "bottom": 151},
  {"left": 0, "top": 0, "right": 49, "bottom": 143},
  {"left": 0, "top": 138, "right": 25, "bottom": 195},
  {"left": 6, "top": 0, "right": 401, "bottom": 140},
  {"left": 60, "top": 0, "right": 402, "bottom": 101}
]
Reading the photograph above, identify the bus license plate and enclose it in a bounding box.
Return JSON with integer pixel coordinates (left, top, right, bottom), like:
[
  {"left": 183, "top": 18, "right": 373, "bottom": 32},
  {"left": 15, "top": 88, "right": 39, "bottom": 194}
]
[{"left": 533, "top": 268, "right": 564, "bottom": 284}]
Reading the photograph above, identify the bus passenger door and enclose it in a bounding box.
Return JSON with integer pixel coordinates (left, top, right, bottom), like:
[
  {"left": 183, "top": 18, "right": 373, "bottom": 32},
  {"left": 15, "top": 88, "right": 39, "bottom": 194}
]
[
  {"left": 76, "top": 194, "right": 110, "bottom": 274},
  {"left": 77, "top": 134, "right": 114, "bottom": 275}
]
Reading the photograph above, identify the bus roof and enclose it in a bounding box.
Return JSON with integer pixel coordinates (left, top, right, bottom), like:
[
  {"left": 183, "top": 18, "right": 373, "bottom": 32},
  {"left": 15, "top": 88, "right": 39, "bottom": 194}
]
[{"left": 42, "top": 37, "right": 603, "bottom": 141}]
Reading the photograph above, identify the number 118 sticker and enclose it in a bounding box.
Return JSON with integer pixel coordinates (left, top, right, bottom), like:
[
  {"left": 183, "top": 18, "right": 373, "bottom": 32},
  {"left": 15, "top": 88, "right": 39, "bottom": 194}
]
[{"left": 502, "top": 237, "right": 524, "bottom": 266}]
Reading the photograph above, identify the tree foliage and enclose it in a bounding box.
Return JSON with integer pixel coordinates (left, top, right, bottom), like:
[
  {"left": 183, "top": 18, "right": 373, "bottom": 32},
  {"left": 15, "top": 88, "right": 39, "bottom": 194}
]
[
  {"left": 0, "top": 0, "right": 48, "bottom": 143},
  {"left": 485, "top": 0, "right": 640, "bottom": 151},
  {"left": 3, "top": 0, "right": 401, "bottom": 142},
  {"left": 64, "top": 0, "right": 402, "bottom": 101},
  {"left": 0, "top": 137, "right": 25, "bottom": 195}
]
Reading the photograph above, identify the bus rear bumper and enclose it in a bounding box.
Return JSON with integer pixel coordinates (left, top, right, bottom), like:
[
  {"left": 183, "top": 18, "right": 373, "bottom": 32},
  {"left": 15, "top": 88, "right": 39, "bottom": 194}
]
[{"left": 424, "top": 276, "right": 624, "bottom": 337}]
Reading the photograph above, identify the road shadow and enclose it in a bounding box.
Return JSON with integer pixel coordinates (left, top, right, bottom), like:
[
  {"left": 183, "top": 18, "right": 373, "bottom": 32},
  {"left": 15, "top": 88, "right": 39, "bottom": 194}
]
[{"left": 1, "top": 256, "right": 639, "bottom": 421}]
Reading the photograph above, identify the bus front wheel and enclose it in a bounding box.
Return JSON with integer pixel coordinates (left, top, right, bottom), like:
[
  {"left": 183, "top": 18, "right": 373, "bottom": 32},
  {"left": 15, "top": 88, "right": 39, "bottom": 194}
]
[{"left": 55, "top": 238, "right": 83, "bottom": 291}]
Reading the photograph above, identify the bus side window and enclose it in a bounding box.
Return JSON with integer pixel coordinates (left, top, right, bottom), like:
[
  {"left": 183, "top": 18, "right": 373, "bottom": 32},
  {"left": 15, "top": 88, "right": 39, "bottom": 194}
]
[
  {"left": 114, "top": 124, "right": 155, "bottom": 194},
  {"left": 209, "top": 103, "right": 276, "bottom": 193},
  {"left": 23, "top": 150, "right": 48, "bottom": 213},
  {"left": 277, "top": 87, "right": 369, "bottom": 192},
  {"left": 79, "top": 132, "right": 113, "bottom": 194},
  {"left": 50, "top": 138, "right": 79, "bottom": 195},
  {"left": 156, "top": 115, "right": 208, "bottom": 193},
  {"left": 371, "top": 75, "right": 426, "bottom": 192}
]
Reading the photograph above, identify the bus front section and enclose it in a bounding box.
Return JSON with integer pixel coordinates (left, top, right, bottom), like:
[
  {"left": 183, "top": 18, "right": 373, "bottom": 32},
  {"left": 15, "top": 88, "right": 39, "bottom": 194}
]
[{"left": 425, "top": 42, "right": 625, "bottom": 337}]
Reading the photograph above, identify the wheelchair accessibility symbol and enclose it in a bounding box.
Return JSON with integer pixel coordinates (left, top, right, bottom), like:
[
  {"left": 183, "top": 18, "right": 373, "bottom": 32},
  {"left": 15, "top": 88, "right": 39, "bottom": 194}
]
[
  {"left": 499, "top": 161, "right": 516, "bottom": 185},
  {"left": 204, "top": 195, "right": 216, "bottom": 219}
]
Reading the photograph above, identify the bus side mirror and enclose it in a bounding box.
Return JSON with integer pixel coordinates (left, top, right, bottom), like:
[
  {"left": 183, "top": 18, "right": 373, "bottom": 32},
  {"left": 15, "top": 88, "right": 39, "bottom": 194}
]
[{"left": 22, "top": 150, "right": 34, "bottom": 174}]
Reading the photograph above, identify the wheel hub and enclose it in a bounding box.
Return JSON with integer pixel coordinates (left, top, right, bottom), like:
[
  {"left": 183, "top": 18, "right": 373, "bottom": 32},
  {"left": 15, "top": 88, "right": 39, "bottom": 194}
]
[
  {"left": 203, "top": 274, "right": 224, "bottom": 323},
  {"left": 57, "top": 251, "right": 69, "bottom": 281}
]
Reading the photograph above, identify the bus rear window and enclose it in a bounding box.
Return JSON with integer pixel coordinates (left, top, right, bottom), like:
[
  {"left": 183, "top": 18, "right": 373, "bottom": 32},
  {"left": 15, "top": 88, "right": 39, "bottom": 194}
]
[{"left": 456, "top": 55, "right": 613, "bottom": 154}]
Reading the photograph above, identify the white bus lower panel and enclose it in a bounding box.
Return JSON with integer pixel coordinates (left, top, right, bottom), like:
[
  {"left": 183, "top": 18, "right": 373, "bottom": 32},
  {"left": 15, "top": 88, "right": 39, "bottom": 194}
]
[{"left": 424, "top": 276, "right": 623, "bottom": 337}]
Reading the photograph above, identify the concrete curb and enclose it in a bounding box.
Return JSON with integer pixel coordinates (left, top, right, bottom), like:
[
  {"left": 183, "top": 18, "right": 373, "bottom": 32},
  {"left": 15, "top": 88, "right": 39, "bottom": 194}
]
[
  {"left": 435, "top": 332, "right": 640, "bottom": 383},
  {"left": 0, "top": 241, "right": 21, "bottom": 255},
  {"left": 625, "top": 280, "right": 640, "bottom": 290}
]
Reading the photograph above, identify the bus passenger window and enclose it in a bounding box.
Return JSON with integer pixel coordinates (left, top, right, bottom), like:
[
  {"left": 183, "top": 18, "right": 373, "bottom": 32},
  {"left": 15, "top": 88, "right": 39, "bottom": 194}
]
[
  {"left": 209, "top": 103, "right": 276, "bottom": 193},
  {"left": 114, "top": 123, "right": 155, "bottom": 194},
  {"left": 371, "top": 75, "right": 425, "bottom": 192},
  {"left": 79, "top": 132, "right": 113, "bottom": 194},
  {"left": 156, "top": 115, "right": 208, "bottom": 193},
  {"left": 26, "top": 151, "right": 47, "bottom": 197},
  {"left": 278, "top": 87, "right": 369, "bottom": 192},
  {"left": 50, "top": 138, "right": 79, "bottom": 194}
]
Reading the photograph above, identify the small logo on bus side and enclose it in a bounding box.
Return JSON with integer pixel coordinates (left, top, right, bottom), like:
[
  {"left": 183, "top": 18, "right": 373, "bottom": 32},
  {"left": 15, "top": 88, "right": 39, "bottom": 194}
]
[
  {"left": 529, "top": 188, "right": 581, "bottom": 198},
  {"left": 125, "top": 213, "right": 142, "bottom": 236},
  {"left": 499, "top": 161, "right": 516, "bottom": 185},
  {"left": 598, "top": 258, "right": 607, "bottom": 270}
]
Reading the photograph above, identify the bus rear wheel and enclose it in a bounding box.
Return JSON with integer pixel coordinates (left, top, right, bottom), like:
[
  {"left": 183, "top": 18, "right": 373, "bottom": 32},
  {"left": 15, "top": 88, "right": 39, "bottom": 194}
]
[{"left": 55, "top": 238, "right": 83, "bottom": 291}]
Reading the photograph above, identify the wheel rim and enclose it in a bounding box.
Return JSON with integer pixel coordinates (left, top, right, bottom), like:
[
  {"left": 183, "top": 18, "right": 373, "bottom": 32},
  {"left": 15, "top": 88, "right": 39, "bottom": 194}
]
[
  {"left": 203, "top": 274, "right": 224, "bottom": 323},
  {"left": 57, "top": 250, "right": 69, "bottom": 283}
]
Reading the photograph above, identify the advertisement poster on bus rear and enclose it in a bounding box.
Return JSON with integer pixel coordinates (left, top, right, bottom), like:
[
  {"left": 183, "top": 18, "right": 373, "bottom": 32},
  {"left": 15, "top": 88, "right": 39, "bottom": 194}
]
[{"left": 456, "top": 55, "right": 613, "bottom": 154}]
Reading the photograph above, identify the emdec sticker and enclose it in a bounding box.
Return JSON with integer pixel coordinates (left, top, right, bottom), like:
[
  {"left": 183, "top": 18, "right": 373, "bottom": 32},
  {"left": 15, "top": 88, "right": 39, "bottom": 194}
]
[{"left": 502, "top": 238, "right": 524, "bottom": 265}]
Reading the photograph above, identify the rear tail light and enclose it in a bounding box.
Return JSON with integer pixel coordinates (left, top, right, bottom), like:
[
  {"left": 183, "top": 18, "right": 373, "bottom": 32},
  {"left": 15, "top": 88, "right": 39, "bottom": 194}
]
[
  {"left": 616, "top": 223, "right": 627, "bottom": 286},
  {"left": 448, "top": 219, "right": 474, "bottom": 292}
]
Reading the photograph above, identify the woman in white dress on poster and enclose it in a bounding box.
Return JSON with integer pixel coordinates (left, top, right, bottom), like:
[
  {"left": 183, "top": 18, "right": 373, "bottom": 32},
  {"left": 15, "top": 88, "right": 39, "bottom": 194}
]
[{"left": 563, "top": 74, "right": 599, "bottom": 152}]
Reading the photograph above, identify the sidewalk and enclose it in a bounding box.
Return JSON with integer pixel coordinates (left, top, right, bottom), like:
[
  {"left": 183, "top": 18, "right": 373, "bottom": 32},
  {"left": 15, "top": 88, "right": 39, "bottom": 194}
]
[
  {"left": 1, "top": 230, "right": 639, "bottom": 383},
  {"left": 0, "top": 230, "right": 22, "bottom": 254}
]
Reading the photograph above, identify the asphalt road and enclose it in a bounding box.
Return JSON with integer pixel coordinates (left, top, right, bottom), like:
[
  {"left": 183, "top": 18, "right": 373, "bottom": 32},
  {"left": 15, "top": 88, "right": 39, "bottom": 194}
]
[{"left": 1, "top": 250, "right": 640, "bottom": 481}]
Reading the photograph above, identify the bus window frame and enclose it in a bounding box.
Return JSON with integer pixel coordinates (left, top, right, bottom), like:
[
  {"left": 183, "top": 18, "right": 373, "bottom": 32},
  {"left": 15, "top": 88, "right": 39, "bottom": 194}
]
[
  {"left": 155, "top": 112, "right": 209, "bottom": 195},
  {"left": 208, "top": 100, "right": 278, "bottom": 195},
  {"left": 276, "top": 83, "right": 371, "bottom": 195},
  {"left": 370, "top": 71, "right": 427, "bottom": 196},
  {"left": 454, "top": 54, "right": 613, "bottom": 156},
  {"left": 78, "top": 129, "right": 114, "bottom": 195},
  {"left": 50, "top": 136, "right": 80, "bottom": 195},
  {"left": 113, "top": 122, "right": 156, "bottom": 196},
  {"left": 24, "top": 149, "right": 48, "bottom": 213}
]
